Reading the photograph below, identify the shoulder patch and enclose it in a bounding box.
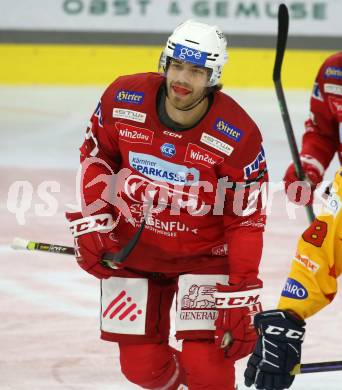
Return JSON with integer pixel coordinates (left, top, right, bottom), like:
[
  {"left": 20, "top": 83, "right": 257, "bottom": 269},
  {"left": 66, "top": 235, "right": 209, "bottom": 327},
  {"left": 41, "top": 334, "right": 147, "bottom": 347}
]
[
  {"left": 243, "top": 146, "right": 266, "bottom": 179},
  {"left": 312, "top": 82, "right": 324, "bottom": 102}
]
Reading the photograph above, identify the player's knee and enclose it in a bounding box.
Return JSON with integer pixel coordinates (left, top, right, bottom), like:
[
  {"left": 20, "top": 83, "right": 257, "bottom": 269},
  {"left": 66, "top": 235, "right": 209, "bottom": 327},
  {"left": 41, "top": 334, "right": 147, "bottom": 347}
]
[
  {"left": 119, "top": 343, "right": 178, "bottom": 389},
  {"left": 181, "top": 340, "right": 235, "bottom": 390}
]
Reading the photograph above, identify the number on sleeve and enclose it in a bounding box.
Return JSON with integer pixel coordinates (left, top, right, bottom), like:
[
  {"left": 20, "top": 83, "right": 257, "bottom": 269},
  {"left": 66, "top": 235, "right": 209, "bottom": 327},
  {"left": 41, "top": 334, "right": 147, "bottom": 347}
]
[{"left": 302, "top": 219, "right": 328, "bottom": 247}]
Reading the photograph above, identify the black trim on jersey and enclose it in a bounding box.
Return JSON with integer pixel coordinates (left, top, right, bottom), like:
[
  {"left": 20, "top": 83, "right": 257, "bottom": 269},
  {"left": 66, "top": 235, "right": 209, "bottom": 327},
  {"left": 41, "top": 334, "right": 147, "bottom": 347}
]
[
  {"left": 230, "top": 167, "right": 268, "bottom": 191},
  {"left": 156, "top": 83, "right": 214, "bottom": 132}
]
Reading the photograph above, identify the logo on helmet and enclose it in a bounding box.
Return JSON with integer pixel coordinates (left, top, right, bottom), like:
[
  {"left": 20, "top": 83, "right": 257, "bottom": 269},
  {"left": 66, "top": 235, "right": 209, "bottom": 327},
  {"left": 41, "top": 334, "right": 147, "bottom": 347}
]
[
  {"left": 173, "top": 44, "right": 208, "bottom": 67},
  {"left": 216, "top": 30, "right": 225, "bottom": 40}
]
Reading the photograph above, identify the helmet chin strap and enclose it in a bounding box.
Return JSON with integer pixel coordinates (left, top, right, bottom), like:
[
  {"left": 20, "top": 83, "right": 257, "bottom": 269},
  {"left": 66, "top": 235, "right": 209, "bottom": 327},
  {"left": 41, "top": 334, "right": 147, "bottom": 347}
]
[
  {"left": 166, "top": 86, "right": 208, "bottom": 112},
  {"left": 175, "top": 92, "right": 207, "bottom": 112}
]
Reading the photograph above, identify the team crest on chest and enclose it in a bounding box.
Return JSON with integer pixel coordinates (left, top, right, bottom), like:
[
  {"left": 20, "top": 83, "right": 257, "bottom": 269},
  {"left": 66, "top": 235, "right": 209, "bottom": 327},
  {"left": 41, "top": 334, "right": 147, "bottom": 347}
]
[{"left": 161, "top": 143, "right": 176, "bottom": 158}]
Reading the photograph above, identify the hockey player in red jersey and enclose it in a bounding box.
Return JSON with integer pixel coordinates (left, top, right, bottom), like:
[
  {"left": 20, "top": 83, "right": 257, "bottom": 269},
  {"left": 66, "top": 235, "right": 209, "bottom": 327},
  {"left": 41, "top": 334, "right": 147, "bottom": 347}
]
[
  {"left": 66, "top": 20, "right": 268, "bottom": 390},
  {"left": 284, "top": 52, "right": 342, "bottom": 205}
]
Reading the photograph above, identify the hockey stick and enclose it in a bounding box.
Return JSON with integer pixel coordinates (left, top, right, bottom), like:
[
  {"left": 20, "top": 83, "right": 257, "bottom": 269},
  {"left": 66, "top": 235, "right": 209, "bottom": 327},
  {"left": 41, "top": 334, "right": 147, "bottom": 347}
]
[
  {"left": 291, "top": 360, "right": 342, "bottom": 375},
  {"left": 11, "top": 219, "right": 146, "bottom": 269},
  {"left": 273, "top": 3, "right": 315, "bottom": 223}
]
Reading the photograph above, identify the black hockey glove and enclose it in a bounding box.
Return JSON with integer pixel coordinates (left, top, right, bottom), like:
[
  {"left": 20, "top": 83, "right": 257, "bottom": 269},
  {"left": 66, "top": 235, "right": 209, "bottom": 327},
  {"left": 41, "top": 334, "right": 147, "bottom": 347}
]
[{"left": 244, "top": 309, "right": 305, "bottom": 390}]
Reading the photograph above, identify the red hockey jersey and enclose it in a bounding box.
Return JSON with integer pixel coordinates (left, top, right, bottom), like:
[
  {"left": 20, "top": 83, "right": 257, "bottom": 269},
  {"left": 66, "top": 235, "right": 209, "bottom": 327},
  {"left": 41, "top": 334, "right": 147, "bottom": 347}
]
[
  {"left": 79, "top": 73, "right": 267, "bottom": 282},
  {"left": 302, "top": 52, "right": 342, "bottom": 169}
]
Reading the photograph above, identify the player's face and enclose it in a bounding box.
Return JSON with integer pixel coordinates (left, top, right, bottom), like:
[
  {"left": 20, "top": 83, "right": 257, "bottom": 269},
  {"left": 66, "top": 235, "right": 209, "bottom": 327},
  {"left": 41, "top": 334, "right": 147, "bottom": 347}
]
[{"left": 166, "top": 60, "right": 209, "bottom": 110}]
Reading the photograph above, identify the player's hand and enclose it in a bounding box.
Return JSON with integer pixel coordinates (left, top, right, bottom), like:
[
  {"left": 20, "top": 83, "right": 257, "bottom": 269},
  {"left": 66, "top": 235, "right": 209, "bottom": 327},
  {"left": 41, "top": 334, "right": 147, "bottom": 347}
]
[
  {"left": 283, "top": 156, "right": 323, "bottom": 205},
  {"left": 65, "top": 211, "right": 122, "bottom": 278},
  {"left": 244, "top": 309, "right": 305, "bottom": 389},
  {"left": 214, "top": 278, "right": 263, "bottom": 361}
]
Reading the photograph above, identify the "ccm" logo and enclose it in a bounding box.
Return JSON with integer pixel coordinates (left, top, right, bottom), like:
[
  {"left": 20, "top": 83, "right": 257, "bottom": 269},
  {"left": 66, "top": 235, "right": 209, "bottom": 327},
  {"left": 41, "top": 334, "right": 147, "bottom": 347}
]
[
  {"left": 214, "top": 290, "right": 261, "bottom": 308},
  {"left": 265, "top": 325, "right": 305, "bottom": 340},
  {"left": 69, "top": 213, "right": 113, "bottom": 237}
]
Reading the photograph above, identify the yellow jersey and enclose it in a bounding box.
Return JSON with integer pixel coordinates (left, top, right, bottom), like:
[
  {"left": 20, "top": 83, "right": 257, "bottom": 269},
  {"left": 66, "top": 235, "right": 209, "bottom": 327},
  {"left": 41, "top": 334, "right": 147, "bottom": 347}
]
[{"left": 278, "top": 168, "right": 342, "bottom": 319}]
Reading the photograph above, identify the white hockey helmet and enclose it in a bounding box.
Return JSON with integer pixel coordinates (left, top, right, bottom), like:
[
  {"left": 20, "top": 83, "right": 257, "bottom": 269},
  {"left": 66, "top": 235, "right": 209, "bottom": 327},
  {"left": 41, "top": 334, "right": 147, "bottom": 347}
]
[{"left": 159, "top": 19, "right": 228, "bottom": 87}]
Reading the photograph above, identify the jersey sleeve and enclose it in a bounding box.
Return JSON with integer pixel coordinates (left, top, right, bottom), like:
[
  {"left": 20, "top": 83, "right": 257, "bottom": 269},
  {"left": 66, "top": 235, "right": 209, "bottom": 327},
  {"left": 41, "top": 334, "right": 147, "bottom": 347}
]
[
  {"left": 301, "top": 54, "right": 340, "bottom": 170},
  {"left": 219, "top": 123, "right": 268, "bottom": 285},
  {"left": 79, "top": 82, "right": 122, "bottom": 216},
  {"left": 277, "top": 168, "right": 342, "bottom": 319}
]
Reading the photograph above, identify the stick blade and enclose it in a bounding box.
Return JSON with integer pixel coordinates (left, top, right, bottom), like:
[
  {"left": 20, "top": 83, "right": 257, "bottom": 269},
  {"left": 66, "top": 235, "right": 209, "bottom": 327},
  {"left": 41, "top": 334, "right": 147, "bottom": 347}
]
[
  {"left": 273, "top": 3, "right": 289, "bottom": 82},
  {"left": 11, "top": 237, "right": 30, "bottom": 250}
]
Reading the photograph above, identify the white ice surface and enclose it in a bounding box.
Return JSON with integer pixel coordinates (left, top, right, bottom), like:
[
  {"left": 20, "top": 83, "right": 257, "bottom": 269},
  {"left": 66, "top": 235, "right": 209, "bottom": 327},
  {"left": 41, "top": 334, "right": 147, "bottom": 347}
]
[{"left": 0, "top": 86, "right": 341, "bottom": 389}]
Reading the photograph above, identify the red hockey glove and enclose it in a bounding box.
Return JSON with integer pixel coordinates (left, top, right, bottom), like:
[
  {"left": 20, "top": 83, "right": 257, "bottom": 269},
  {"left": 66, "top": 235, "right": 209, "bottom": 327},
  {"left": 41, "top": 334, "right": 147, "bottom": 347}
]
[
  {"left": 65, "top": 211, "right": 122, "bottom": 279},
  {"left": 214, "top": 279, "right": 263, "bottom": 361},
  {"left": 283, "top": 155, "right": 324, "bottom": 205}
]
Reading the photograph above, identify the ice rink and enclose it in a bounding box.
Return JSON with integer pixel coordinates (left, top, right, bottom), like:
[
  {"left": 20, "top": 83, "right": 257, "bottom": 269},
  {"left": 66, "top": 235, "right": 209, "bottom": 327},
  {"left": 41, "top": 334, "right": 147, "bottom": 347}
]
[{"left": 1, "top": 85, "right": 341, "bottom": 389}]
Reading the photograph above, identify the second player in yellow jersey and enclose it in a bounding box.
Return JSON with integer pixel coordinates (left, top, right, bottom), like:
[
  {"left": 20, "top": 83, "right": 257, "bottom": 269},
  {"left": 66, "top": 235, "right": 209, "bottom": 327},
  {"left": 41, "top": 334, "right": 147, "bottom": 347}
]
[{"left": 244, "top": 168, "right": 342, "bottom": 389}]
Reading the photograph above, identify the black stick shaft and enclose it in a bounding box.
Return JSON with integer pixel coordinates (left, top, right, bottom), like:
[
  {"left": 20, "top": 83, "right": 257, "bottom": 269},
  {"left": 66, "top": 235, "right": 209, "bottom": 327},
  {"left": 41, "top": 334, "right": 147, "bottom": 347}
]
[
  {"left": 273, "top": 3, "right": 315, "bottom": 223},
  {"left": 300, "top": 360, "right": 342, "bottom": 374}
]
